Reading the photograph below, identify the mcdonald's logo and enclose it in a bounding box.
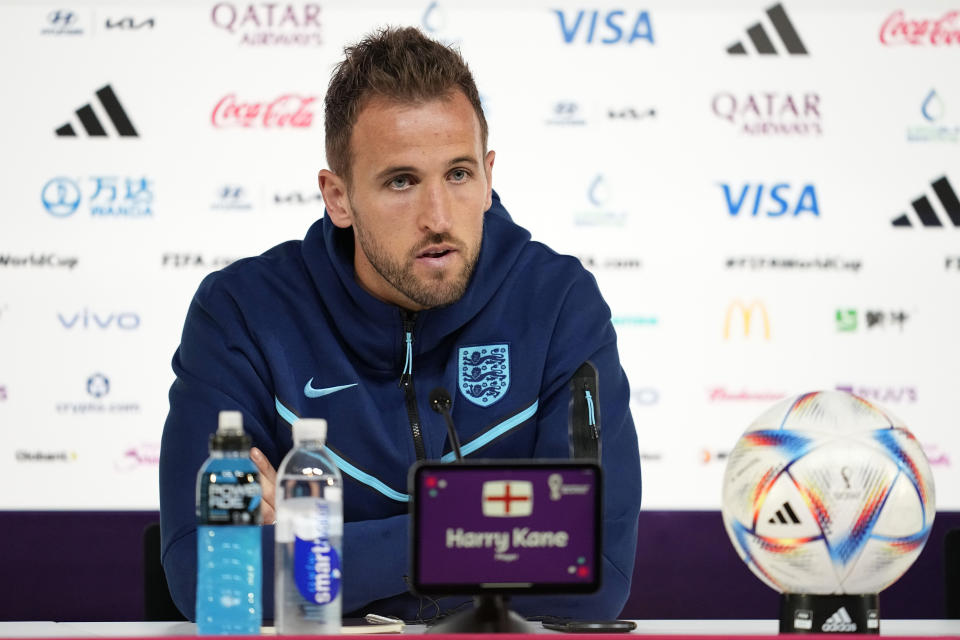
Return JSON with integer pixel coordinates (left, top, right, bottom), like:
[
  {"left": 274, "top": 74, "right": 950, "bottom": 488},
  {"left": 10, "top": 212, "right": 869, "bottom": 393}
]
[{"left": 723, "top": 300, "right": 771, "bottom": 339}]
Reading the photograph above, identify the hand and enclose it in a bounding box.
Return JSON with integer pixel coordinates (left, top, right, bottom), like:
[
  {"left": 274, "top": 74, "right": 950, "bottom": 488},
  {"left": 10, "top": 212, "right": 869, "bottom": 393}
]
[{"left": 250, "top": 447, "right": 277, "bottom": 525}]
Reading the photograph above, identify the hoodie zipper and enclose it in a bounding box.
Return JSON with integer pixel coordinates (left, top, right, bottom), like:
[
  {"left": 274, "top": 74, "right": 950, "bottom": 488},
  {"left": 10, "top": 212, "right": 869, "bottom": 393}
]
[{"left": 399, "top": 311, "right": 426, "bottom": 460}]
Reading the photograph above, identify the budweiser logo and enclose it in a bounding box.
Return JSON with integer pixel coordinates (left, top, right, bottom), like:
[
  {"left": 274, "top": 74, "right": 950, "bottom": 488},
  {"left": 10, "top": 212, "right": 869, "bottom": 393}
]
[
  {"left": 212, "top": 94, "right": 317, "bottom": 128},
  {"left": 708, "top": 388, "right": 786, "bottom": 402},
  {"left": 880, "top": 10, "right": 960, "bottom": 45}
]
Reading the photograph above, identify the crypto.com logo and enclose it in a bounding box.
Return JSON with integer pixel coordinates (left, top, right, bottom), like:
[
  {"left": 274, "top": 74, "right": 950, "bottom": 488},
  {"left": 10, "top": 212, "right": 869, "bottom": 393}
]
[{"left": 723, "top": 300, "right": 771, "bottom": 340}]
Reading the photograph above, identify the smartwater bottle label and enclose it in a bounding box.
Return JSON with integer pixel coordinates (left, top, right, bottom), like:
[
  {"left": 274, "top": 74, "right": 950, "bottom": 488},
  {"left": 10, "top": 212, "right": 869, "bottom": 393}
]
[{"left": 293, "top": 536, "right": 341, "bottom": 604}]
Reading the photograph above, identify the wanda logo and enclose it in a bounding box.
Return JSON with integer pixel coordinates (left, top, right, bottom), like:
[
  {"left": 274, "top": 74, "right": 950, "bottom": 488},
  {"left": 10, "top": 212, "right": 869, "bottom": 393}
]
[
  {"left": 212, "top": 93, "right": 318, "bottom": 127},
  {"left": 880, "top": 10, "right": 960, "bottom": 45}
]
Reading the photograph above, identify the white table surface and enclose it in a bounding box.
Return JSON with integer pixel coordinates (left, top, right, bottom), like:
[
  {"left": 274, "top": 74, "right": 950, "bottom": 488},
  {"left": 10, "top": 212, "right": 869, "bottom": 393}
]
[{"left": 1, "top": 620, "right": 959, "bottom": 637}]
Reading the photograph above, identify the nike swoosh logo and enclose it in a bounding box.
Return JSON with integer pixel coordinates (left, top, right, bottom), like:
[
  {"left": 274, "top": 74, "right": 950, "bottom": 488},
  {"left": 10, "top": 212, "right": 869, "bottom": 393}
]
[{"left": 304, "top": 379, "right": 358, "bottom": 398}]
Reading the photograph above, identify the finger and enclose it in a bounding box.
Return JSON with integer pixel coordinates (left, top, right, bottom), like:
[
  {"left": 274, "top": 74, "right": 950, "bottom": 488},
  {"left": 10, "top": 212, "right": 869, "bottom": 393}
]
[
  {"left": 250, "top": 447, "right": 277, "bottom": 523},
  {"left": 250, "top": 447, "right": 277, "bottom": 484}
]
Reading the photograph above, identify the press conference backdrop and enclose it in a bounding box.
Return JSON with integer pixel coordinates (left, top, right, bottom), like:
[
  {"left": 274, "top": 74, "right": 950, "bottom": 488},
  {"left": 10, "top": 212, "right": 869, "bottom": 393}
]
[{"left": 0, "top": 0, "right": 958, "bottom": 513}]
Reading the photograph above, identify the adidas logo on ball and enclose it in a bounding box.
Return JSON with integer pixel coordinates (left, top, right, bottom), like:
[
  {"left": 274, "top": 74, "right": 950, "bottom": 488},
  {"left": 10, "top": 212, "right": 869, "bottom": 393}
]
[{"left": 821, "top": 606, "right": 857, "bottom": 632}]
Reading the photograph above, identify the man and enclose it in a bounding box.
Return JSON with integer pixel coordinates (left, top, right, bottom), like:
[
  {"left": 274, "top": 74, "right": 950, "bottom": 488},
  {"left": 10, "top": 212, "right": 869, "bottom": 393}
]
[{"left": 160, "top": 26, "right": 641, "bottom": 621}]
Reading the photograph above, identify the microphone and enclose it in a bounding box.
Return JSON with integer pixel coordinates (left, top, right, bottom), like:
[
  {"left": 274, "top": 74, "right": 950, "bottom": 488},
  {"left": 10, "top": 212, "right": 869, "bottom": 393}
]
[{"left": 429, "top": 387, "right": 463, "bottom": 462}]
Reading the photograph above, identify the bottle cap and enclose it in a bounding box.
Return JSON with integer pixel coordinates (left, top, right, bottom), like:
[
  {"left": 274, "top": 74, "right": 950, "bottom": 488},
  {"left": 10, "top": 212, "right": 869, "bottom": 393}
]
[
  {"left": 218, "top": 410, "right": 243, "bottom": 435},
  {"left": 211, "top": 410, "right": 250, "bottom": 451},
  {"left": 293, "top": 418, "right": 327, "bottom": 445}
]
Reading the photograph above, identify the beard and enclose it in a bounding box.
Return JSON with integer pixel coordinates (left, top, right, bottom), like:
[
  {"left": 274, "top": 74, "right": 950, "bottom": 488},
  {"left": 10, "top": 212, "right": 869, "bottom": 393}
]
[{"left": 351, "top": 206, "right": 482, "bottom": 309}]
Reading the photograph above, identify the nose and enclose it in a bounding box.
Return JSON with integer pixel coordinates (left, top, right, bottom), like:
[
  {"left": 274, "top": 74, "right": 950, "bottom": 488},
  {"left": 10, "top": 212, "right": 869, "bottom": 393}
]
[{"left": 418, "top": 180, "right": 452, "bottom": 235}]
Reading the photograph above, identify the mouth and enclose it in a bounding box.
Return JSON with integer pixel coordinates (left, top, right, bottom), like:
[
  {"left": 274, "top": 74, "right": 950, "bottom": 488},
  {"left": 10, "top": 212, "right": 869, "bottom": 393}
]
[{"left": 416, "top": 245, "right": 457, "bottom": 260}]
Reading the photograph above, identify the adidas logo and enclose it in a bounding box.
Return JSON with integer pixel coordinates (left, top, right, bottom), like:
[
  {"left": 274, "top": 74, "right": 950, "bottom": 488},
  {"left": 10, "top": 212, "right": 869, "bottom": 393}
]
[
  {"left": 56, "top": 85, "right": 138, "bottom": 137},
  {"left": 892, "top": 176, "right": 960, "bottom": 228},
  {"left": 822, "top": 606, "right": 857, "bottom": 632},
  {"left": 727, "top": 3, "right": 808, "bottom": 55},
  {"left": 768, "top": 501, "right": 801, "bottom": 525}
]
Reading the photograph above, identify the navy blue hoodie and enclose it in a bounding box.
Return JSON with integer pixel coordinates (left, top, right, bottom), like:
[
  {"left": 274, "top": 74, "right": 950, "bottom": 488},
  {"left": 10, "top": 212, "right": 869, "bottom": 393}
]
[{"left": 160, "top": 193, "right": 642, "bottom": 621}]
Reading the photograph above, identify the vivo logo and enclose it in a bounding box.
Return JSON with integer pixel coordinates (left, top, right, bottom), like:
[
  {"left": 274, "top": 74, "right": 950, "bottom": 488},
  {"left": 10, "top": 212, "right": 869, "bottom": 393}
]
[
  {"left": 57, "top": 309, "right": 140, "bottom": 330},
  {"left": 554, "top": 10, "right": 654, "bottom": 44},
  {"left": 721, "top": 183, "right": 820, "bottom": 217}
]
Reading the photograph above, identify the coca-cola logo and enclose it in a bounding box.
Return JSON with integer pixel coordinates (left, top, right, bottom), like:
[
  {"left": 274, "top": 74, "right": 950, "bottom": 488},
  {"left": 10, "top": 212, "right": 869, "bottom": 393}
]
[
  {"left": 880, "top": 10, "right": 960, "bottom": 46},
  {"left": 211, "top": 3, "right": 322, "bottom": 46},
  {"left": 212, "top": 94, "right": 318, "bottom": 128}
]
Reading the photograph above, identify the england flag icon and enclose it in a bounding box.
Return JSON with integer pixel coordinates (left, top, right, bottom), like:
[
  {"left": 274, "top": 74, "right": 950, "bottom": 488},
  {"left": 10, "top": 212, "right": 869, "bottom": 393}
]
[{"left": 481, "top": 481, "right": 533, "bottom": 517}]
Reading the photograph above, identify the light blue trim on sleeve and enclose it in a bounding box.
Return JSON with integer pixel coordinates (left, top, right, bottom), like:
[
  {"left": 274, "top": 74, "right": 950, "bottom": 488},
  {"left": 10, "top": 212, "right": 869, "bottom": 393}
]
[
  {"left": 274, "top": 396, "right": 410, "bottom": 503},
  {"left": 440, "top": 400, "right": 539, "bottom": 463}
]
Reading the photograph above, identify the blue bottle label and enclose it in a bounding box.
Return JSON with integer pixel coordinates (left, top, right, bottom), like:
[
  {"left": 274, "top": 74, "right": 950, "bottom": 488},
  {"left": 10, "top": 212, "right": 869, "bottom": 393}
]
[
  {"left": 198, "top": 459, "right": 261, "bottom": 525},
  {"left": 293, "top": 536, "right": 341, "bottom": 604}
]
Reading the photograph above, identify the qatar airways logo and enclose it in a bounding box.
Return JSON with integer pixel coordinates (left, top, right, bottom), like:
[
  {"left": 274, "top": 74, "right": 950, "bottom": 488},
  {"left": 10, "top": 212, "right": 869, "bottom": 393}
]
[
  {"left": 212, "top": 94, "right": 318, "bottom": 128},
  {"left": 880, "top": 10, "right": 960, "bottom": 46},
  {"left": 211, "top": 3, "right": 322, "bottom": 46}
]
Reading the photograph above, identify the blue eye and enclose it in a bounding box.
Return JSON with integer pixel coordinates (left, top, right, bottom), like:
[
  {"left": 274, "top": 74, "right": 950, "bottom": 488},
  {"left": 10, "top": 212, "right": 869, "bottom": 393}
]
[
  {"left": 450, "top": 169, "right": 468, "bottom": 182},
  {"left": 389, "top": 175, "right": 410, "bottom": 190}
]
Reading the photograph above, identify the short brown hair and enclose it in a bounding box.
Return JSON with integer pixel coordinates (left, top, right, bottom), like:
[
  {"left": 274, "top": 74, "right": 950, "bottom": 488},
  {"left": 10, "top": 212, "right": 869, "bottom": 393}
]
[{"left": 324, "top": 26, "right": 488, "bottom": 181}]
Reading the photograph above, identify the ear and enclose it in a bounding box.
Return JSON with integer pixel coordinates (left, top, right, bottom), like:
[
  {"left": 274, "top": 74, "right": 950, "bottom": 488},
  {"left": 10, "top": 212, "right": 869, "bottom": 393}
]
[
  {"left": 483, "top": 149, "right": 495, "bottom": 211},
  {"left": 318, "top": 169, "right": 352, "bottom": 229}
]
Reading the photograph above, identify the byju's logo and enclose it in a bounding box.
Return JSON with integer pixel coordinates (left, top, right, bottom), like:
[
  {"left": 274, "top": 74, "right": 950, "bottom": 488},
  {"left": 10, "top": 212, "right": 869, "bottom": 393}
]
[
  {"left": 723, "top": 300, "right": 771, "bottom": 340},
  {"left": 712, "top": 92, "right": 821, "bottom": 136},
  {"left": 41, "top": 176, "right": 153, "bottom": 217},
  {"left": 481, "top": 481, "right": 533, "bottom": 517},
  {"left": 211, "top": 185, "right": 253, "bottom": 210},
  {"left": 41, "top": 9, "right": 83, "bottom": 35},
  {"left": 86, "top": 373, "right": 110, "bottom": 398},
  {"left": 727, "top": 3, "right": 807, "bottom": 55},
  {"left": 891, "top": 175, "right": 960, "bottom": 228},
  {"left": 212, "top": 94, "right": 317, "bottom": 128},
  {"left": 836, "top": 384, "right": 917, "bottom": 404},
  {"left": 211, "top": 3, "right": 322, "bottom": 46},
  {"left": 720, "top": 183, "right": 819, "bottom": 217},
  {"left": 880, "top": 10, "right": 960, "bottom": 46},
  {"left": 554, "top": 9, "right": 654, "bottom": 44},
  {"left": 56, "top": 85, "right": 138, "bottom": 137},
  {"left": 907, "top": 90, "right": 959, "bottom": 143},
  {"left": 58, "top": 309, "right": 141, "bottom": 330}
]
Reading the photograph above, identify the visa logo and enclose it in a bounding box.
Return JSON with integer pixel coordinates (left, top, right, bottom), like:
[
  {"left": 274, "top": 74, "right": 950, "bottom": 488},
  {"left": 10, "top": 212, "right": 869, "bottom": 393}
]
[
  {"left": 57, "top": 309, "right": 140, "bottom": 330},
  {"left": 554, "top": 10, "right": 654, "bottom": 44},
  {"left": 721, "top": 183, "right": 820, "bottom": 217}
]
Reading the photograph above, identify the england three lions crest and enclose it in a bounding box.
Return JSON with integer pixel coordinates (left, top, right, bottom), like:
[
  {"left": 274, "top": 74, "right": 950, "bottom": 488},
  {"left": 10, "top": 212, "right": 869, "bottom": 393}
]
[{"left": 458, "top": 344, "right": 510, "bottom": 407}]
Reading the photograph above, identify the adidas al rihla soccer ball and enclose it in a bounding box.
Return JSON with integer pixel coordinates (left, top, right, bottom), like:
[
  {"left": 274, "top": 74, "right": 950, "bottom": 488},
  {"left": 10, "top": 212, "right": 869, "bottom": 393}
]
[{"left": 721, "top": 390, "right": 936, "bottom": 594}]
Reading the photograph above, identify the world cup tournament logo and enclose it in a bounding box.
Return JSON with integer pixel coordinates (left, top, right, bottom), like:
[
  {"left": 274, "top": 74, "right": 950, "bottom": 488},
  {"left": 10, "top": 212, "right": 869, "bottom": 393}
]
[{"left": 458, "top": 344, "right": 509, "bottom": 407}]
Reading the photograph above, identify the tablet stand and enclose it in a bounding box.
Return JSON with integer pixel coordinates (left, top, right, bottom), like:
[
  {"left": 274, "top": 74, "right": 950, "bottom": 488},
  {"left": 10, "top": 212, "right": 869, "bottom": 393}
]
[
  {"left": 426, "top": 595, "right": 528, "bottom": 634},
  {"left": 779, "top": 593, "right": 879, "bottom": 634}
]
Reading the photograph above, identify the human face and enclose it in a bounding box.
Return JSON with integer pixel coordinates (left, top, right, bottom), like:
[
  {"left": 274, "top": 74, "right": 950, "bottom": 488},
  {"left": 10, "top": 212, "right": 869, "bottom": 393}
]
[{"left": 320, "top": 91, "right": 494, "bottom": 311}]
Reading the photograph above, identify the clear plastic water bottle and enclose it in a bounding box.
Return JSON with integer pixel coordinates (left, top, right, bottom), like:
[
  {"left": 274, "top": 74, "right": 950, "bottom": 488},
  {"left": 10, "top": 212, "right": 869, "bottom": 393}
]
[
  {"left": 196, "top": 411, "right": 262, "bottom": 635},
  {"left": 275, "top": 418, "right": 343, "bottom": 634}
]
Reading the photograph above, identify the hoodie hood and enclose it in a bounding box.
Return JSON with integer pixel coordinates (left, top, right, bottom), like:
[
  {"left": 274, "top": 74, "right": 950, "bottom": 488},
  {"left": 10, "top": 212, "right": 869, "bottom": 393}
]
[{"left": 300, "top": 190, "right": 530, "bottom": 374}]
